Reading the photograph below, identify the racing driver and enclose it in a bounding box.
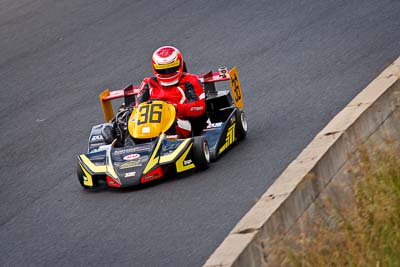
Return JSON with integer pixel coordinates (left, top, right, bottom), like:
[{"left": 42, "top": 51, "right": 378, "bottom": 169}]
[{"left": 137, "top": 46, "right": 206, "bottom": 138}]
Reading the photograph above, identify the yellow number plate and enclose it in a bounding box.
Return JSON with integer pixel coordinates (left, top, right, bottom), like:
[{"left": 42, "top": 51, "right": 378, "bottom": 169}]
[{"left": 229, "top": 66, "right": 243, "bottom": 109}]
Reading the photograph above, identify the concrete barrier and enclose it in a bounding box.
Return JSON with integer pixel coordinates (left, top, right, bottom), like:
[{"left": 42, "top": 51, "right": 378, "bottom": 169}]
[{"left": 204, "top": 57, "right": 400, "bottom": 267}]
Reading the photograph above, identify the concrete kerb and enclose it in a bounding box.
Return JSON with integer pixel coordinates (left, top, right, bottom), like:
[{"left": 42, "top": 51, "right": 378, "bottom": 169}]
[{"left": 203, "top": 57, "right": 400, "bottom": 267}]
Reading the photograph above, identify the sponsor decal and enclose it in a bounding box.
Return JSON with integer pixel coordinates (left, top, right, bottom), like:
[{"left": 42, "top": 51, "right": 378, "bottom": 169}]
[
  {"left": 125, "top": 171, "right": 136, "bottom": 178},
  {"left": 166, "top": 134, "right": 179, "bottom": 140},
  {"left": 141, "top": 167, "right": 164, "bottom": 183},
  {"left": 207, "top": 122, "right": 223, "bottom": 129},
  {"left": 98, "top": 145, "right": 110, "bottom": 151},
  {"left": 219, "top": 123, "right": 236, "bottom": 154},
  {"left": 218, "top": 66, "right": 228, "bottom": 78},
  {"left": 190, "top": 106, "right": 204, "bottom": 111},
  {"left": 119, "top": 160, "right": 142, "bottom": 169},
  {"left": 90, "top": 144, "right": 110, "bottom": 153},
  {"left": 133, "top": 145, "right": 152, "bottom": 152},
  {"left": 143, "top": 173, "right": 158, "bottom": 181},
  {"left": 113, "top": 150, "right": 126, "bottom": 155},
  {"left": 183, "top": 159, "right": 192, "bottom": 166},
  {"left": 176, "top": 143, "right": 195, "bottom": 172},
  {"left": 142, "top": 127, "right": 150, "bottom": 134},
  {"left": 123, "top": 154, "right": 140, "bottom": 161},
  {"left": 113, "top": 146, "right": 151, "bottom": 155},
  {"left": 91, "top": 135, "right": 103, "bottom": 142}
]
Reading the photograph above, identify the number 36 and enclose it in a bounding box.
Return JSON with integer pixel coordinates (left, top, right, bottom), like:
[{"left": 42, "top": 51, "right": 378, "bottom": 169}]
[{"left": 137, "top": 104, "right": 162, "bottom": 125}]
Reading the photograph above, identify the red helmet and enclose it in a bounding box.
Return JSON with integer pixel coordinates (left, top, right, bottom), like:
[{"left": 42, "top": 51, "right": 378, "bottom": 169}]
[{"left": 152, "top": 46, "right": 184, "bottom": 86}]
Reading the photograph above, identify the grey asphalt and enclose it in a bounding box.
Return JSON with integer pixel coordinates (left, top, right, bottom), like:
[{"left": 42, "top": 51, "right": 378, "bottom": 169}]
[{"left": 1, "top": 0, "right": 399, "bottom": 266}]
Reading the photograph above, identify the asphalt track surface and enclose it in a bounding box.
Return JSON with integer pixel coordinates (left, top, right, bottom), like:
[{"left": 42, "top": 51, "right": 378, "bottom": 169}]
[{"left": 1, "top": 0, "right": 400, "bottom": 266}]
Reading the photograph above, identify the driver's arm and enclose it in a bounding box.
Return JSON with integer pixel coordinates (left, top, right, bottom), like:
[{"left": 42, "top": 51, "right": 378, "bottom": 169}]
[
  {"left": 176, "top": 76, "right": 206, "bottom": 118},
  {"left": 137, "top": 78, "right": 150, "bottom": 104}
]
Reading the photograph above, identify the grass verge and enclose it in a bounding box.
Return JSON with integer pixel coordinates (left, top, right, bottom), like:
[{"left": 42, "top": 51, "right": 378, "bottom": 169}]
[{"left": 266, "top": 145, "right": 400, "bottom": 266}]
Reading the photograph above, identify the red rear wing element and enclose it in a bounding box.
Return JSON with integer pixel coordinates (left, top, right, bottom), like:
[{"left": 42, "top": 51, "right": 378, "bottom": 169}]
[
  {"left": 99, "top": 85, "right": 140, "bottom": 121},
  {"left": 198, "top": 69, "right": 231, "bottom": 83},
  {"left": 99, "top": 67, "right": 242, "bottom": 122},
  {"left": 199, "top": 67, "right": 243, "bottom": 109},
  {"left": 101, "top": 85, "right": 140, "bottom": 101}
]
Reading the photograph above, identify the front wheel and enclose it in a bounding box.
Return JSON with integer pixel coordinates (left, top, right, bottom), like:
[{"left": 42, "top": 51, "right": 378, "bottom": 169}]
[{"left": 192, "top": 137, "right": 210, "bottom": 170}]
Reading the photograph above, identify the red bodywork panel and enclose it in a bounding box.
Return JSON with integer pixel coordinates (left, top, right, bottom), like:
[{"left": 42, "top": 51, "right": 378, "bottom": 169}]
[
  {"left": 198, "top": 70, "right": 231, "bottom": 83},
  {"left": 102, "top": 85, "right": 141, "bottom": 101},
  {"left": 140, "top": 166, "right": 166, "bottom": 183},
  {"left": 106, "top": 176, "right": 121, "bottom": 187}
]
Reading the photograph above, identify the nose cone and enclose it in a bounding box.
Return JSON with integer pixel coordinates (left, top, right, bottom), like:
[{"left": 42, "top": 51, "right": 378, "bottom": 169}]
[{"left": 109, "top": 144, "right": 153, "bottom": 186}]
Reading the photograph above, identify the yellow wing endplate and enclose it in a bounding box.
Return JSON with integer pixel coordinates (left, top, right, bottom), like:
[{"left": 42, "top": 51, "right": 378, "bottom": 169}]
[
  {"left": 229, "top": 66, "right": 244, "bottom": 109},
  {"left": 99, "top": 89, "right": 115, "bottom": 122}
]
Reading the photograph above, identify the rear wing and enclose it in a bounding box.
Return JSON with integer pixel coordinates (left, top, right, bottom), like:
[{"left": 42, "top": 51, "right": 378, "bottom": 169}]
[
  {"left": 99, "top": 66, "right": 243, "bottom": 122},
  {"left": 198, "top": 66, "right": 243, "bottom": 110},
  {"left": 99, "top": 84, "right": 140, "bottom": 122}
]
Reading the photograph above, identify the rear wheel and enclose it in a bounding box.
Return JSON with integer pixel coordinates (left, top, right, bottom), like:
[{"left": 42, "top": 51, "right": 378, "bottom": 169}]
[
  {"left": 209, "top": 150, "right": 218, "bottom": 162},
  {"left": 192, "top": 137, "right": 210, "bottom": 170},
  {"left": 236, "top": 111, "right": 248, "bottom": 141}
]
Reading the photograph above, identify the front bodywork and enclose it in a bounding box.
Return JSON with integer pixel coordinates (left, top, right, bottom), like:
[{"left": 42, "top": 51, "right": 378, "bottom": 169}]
[{"left": 78, "top": 134, "right": 199, "bottom": 188}]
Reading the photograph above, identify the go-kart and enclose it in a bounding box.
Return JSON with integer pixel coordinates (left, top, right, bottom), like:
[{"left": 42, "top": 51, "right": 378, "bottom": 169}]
[{"left": 77, "top": 67, "right": 247, "bottom": 189}]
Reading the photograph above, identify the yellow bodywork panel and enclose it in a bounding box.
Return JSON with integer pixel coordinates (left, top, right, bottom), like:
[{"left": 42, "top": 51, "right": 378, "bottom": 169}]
[
  {"left": 219, "top": 123, "right": 236, "bottom": 154},
  {"left": 128, "top": 100, "right": 176, "bottom": 139},
  {"left": 229, "top": 67, "right": 244, "bottom": 109},
  {"left": 79, "top": 163, "right": 93, "bottom": 187},
  {"left": 99, "top": 89, "right": 115, "bottom": 122},
  {"left": 79, "top": 154, "right": 108, "bottom": 186},
  {"left": 159, "top": 139, "right": 191, "bottom": 164},
  {"left": 176, "top": 143, "right": 195, "bottom": 172},
  {"left": 143, "top": 135, "right": 164, "bottom": 174},
  {"left": 79, "top": 154, "right": 107, "bottom": 173}
]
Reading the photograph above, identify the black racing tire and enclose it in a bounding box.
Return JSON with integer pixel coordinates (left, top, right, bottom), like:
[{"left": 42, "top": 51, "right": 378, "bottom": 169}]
[
  {"left": 209, "top": 149, "right": 218, "bottom": 162},
  {"left": 236, "top": 110, "right": 248, "bottom": 141},
  {"left": 77, "top": 162, "right": 97, "bottom": 190},
  {"left": 192, "top": 136, "right": 210, "bottom": 170}
]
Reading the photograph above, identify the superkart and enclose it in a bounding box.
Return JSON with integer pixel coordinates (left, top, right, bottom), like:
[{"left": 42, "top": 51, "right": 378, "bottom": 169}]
[{"left": 77, "top": 67, "right": 247, "bottom": 189}]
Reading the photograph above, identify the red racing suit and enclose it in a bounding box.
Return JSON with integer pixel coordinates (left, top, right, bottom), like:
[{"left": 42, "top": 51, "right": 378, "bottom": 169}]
[{"left": 137, "top": 73, "right": 206, "bottom": 138}]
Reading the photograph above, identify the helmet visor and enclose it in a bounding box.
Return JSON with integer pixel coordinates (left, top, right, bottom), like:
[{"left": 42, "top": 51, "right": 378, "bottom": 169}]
[{"left": 154, "top": 66, "right": 180, "bottom": 75}]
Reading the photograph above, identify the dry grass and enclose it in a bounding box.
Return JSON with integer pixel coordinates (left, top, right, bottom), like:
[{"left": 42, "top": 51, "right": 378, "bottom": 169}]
[{"left": 266, "top": 145, "right": 400, "bottom": 267}]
